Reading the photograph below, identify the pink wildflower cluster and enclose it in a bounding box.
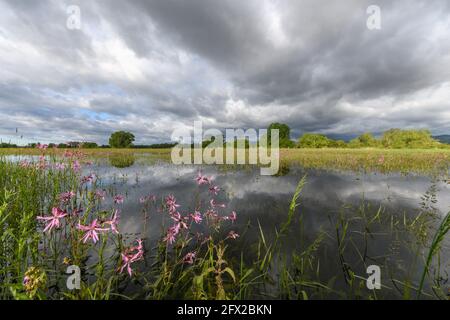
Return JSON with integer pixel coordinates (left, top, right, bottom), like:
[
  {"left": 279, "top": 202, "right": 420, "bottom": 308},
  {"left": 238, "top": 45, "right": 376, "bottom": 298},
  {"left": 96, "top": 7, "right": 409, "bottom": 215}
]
[
  {"left": 37, "top": 155, "right": 48, "bottom": 170},
  {"left": 60, "top": 150, "right": 89, "bottom": 173},
  {"left": 37, "top": 200, "right": 120, "bottom": 244},
  {"left": 19, "top": 160, "right": 31, "bottom": 168},
  {"left": 162, "top": 195, "right": 189, "bottom": 245},
  {"left": 36, "top": 143, "right": 48, "bottom": 150},
  {"left": 161, "top": 172, "right": 239, "bottom": 246},
  {"left": 54, "top": 162, "right": 66, "bottom": 170}
]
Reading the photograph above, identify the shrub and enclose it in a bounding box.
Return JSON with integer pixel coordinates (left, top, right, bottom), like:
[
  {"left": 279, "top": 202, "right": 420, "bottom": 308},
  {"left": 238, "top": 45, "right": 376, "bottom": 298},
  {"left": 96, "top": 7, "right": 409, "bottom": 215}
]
[
  {"left": 297, "top": 133, "right": 331, "bottom": 148},
  {"left": 381, "top": 129, "right": 441, "bottom": 148}
]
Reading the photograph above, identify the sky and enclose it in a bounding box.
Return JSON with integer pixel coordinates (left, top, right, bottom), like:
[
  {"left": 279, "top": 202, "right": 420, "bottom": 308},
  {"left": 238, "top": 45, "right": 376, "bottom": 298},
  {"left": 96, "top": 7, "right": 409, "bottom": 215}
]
[{"left": 1, "top": 0, "right": 450, "bottom": 145}]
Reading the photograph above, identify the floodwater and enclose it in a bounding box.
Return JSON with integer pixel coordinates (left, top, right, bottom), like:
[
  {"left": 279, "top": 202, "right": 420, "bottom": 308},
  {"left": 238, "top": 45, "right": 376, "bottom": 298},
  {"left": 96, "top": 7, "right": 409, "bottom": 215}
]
[
  {"left": 5, "top": 155, "right": 450, "bottom": 298},
  {"left": 91, "top": 159, "right": 449, "bottom": 299}
]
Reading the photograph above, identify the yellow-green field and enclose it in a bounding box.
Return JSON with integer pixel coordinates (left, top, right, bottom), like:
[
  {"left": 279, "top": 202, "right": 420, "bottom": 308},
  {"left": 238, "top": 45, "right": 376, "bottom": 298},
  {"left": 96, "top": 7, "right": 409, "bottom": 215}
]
[
  {"left": 280, "top": 148, "right": 450, "bottom": 174},
  {"left": 1, "top": 147, "right": 449, "bottom": 175}
]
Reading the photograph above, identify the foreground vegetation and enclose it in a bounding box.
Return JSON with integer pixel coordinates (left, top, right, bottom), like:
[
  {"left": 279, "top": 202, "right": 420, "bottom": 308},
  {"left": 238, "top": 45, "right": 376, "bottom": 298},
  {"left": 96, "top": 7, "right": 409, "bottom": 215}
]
[{"left": 0, "top": 148, "right": 448, "bottom": 300}]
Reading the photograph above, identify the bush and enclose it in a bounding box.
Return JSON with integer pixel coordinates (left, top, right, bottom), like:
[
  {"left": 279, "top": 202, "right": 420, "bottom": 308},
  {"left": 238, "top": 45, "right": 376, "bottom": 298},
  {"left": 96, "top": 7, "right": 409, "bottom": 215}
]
[
  {"left": 381, "top": 129, "right": 441, "bottom": 148},
  {"left": 349, "top": 133, "right": 379, "bottom": 148},
  {"left": 297, "top": 133, "right": 331, "bottom": 148},
  {"left": 81, "top": 142, "right": 98, "bottom": 149},
  {"left": 328, "top": 139, "right": 347, "bottom": 148}
]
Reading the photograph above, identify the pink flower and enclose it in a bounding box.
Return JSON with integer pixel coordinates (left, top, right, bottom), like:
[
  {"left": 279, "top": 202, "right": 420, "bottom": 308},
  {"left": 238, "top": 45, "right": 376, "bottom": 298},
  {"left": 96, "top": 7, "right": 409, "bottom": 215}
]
[
  {"left": 37, "top": 207, "right": 68, "bottom": 232},
  {"left": 129, "top": 239, "right": 144, "bottom": 261},
  {"left": 183, "top": 252, "right": 196, "bottom": 264},
  {"left": 64, "top": 150, "right": 73, "bottom": 158},
  {"left": 37, "top": 143, "right": 48, "bottom": 150},
  {"left": 195, "top": 172, "right": 210, "bottom": 185},
  {"left": 209, "top": 185, "right": 220, "bottom": 195},
  {"left": 119, "top": 239, "right": 144, "bottom": 277},
  {"left": 227, "top": 231, "right": 239, "bottom": 240},
  {"left": 58, "top": 191, "right": 76, "bottom": 203},
  {"left": 119, "top": 253, "right": 135, "bottom": 276},
  {"left": 163, "top": 226, "right": 179, "bottom": 245},
  {"left": 37, "top": 156, "right": 47, "bottom": 170},
  {"left": 81, "top": 174, "right": 95, "bottom": 184},
  {"left": 210, "top": 199, "right": 226, "bottom": 208},
  {"left": 77, "top": 219, "right": 108, "bottom": 243},
  {"left": 378, "top": 155, "right": 385, "bottom": 164},
  {"left": 72, "top": 160, "right": 81, "bottom": 172},
  {"left": 113, "top": 195, "right": 125, "bottom": 204},
  {"left": 228, "top": 211, "right": 237, "bottom": 223},
  {"left": 55, "top": 163, "right": 66, "bottom": 170},
  {"left": 190, "top": 211, "right": 203, "bottom": 224},
  {"left": 205, "top": 209, "right": 218, "bottom": 219},
  {"left": 104, "top": 210, "right": 120, "bottom": 234},
  {"left": 171, "top": 212, "right": 188, "bottom": 231},
  {"left": 165, "top": 194, "right": 180, "bottom": 213},
  {"left": 95, "top": 190, "right": 106, "bottom": 200},
  {"left": 19, "top": 160, "right": 30, "bottom": 168}
]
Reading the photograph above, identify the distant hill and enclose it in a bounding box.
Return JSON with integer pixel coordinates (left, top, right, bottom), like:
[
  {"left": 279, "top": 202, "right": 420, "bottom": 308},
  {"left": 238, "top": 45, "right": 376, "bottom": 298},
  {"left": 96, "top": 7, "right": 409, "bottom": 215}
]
[{"left": 433, "top": 135, "right": 450, "bottom": 144}]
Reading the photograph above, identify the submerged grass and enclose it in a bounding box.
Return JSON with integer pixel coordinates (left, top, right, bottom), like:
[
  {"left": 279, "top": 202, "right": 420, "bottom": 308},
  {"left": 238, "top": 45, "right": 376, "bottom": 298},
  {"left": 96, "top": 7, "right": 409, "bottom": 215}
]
[{"left": 417, "top": 211, "right": 450, "bottom": 299}]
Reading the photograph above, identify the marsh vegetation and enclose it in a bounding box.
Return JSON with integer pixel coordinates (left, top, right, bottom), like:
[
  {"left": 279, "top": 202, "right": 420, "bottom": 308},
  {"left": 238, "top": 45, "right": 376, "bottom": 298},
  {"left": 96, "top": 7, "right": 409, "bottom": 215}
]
[{"left": 0, "top": 146, "right": 448, "bottom": 300}]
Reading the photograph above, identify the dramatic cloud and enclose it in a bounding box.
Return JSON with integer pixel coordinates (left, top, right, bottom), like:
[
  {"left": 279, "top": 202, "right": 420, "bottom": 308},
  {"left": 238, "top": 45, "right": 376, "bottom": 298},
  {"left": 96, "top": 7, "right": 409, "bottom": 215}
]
[{"left": 0, "top": 0, "right": 449, "bottom": 144}]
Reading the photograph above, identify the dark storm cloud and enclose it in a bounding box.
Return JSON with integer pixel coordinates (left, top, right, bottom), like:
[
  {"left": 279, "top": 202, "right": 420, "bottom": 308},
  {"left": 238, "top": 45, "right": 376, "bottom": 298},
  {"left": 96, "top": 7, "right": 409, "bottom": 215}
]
[{"left": 0, "top": 0, "right": 449, "bottom": 144}]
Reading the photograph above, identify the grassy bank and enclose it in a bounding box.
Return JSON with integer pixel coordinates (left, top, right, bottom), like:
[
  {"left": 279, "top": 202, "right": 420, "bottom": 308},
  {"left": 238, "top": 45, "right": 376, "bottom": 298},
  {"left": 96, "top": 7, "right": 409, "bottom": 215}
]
[
  {"left": 281, "top": 148, "right": 450, "bottom": 175},
  {"left": 1, "top": 147, "right": 449, "bottom": 175}
]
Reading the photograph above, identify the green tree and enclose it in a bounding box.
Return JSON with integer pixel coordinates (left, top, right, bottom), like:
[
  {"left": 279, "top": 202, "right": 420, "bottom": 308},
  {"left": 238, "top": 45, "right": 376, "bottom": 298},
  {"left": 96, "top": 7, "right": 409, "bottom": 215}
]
[
  {"left": 328, "top": 139, "right": 347, "bottom": 148},
  {"left": 109, "top": 131, "right": 135, "bottom": 148},
  {"left": 81, "top": 142, "right": 98, "bottom": 148},
  {"left": 381, "top": 129, "right": 440, "bottom": 148},
  {"left": 349, "top": 133, "right": 379, "bottom": 148},
  {"left": 297, "top": 133, "right": 331, "bottom": 148},
  {"left": 267, "top": 123, "right": 295, "bottom": 148}
]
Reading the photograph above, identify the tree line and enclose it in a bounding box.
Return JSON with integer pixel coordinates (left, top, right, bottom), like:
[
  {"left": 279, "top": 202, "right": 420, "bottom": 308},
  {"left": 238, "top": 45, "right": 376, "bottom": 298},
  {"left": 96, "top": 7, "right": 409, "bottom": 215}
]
[
  {"left": 269, "top": 123, "right": 447, "bottom": 149},
  {"left": 1, "top": 126, "right": 448, "bottom": 149}
]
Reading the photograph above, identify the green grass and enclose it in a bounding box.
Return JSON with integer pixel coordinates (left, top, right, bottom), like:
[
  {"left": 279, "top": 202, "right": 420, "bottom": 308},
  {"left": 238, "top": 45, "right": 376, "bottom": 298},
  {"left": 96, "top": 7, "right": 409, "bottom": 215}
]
[
  {"left": 1, "top": 147, "right": 449, "bottom": 175},
  {"left": 281, "top": 148, "right": 450, "bottom": 175}
]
